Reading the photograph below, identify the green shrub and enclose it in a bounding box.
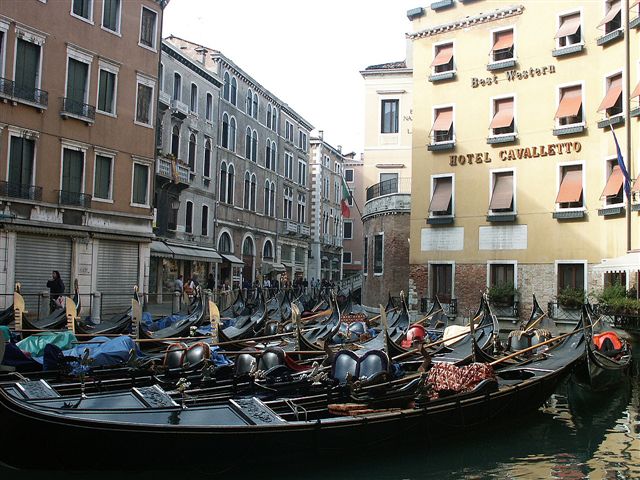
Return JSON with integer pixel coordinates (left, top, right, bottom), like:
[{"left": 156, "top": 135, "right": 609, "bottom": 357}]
[
  {"left": 556, "top": 287, "right": 585, "bottom": 309},
  {"left": 488, "top": 283, "right": 518, "bottom": 305}
]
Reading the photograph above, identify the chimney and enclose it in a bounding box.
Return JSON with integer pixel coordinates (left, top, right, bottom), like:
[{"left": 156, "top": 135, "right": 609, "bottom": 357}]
[
  {"left": 337, "top": 145, "right": 342, "bottom": 153},
  {"left": 319, "top": 130, "right": 324, "bottom": 140}
]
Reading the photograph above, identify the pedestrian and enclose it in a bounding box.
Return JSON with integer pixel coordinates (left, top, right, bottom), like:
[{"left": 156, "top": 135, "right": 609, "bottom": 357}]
[
  {"left": 46, "top": 270, "right": 65, "bottom": 312},
  {"left": 174, "top": 274, "right": 184, "bottom": 309},
  {"left": 206, "top": 273, "right": 215, "bottom": 291}
]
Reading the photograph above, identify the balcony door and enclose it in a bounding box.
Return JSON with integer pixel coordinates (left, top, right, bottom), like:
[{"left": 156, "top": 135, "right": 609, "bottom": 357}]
[
  {"left": 14, "top": 39, "right": 40, "bottom": 93},
  {"left": 66, "top": 58, "right": 88, "bottom": 105},
  {"left": 432, "top": 263, "right": 452, "bottom": 303},
  {"left": 8, "top": 137, "right": 34, "bottom": 191},
  {"left": 62, "top": 148, "right": 84, "bottom": 195}
]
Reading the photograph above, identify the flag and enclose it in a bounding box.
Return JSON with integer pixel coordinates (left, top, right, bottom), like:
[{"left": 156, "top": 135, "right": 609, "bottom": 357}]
[
  {"left": 340, "top": 176, "right": 351, "bottom": 218},
  {"left": 610, "top": 125, "right": 632, "bottom": 198}
]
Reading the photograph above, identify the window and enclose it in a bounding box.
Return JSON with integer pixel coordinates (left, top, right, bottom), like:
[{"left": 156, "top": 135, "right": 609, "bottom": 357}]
[
  {"left": 62, "top": 147, "right": 84, "bottom": 194},
  {"left": 601, "top": 160, "right": 624, "bottom": 206},
  {"left": 219, "top": 162, "right": 227, "bottom": 203},
  {"left": 66, "top": 57, "right": 90, "bottom": 106},
  {"left": 72, "top": 0, "right": 92, "bottom": 21},
  {"left": 223, "top": 72, "right": 230, "bottom": 101},
  {"left": 269, "top": 182, "right": 275, "bottom": 217},
  {"left": 298, "top": 159, "right": 307, "bottom": 186},
  {"left": 222, "top": 115, "right": 236, "bottom": 151},
  {"left": 429, "top": 175, "right": 453, "bottom": 216},
  {"left": 264, "top": 181, "right": 270, "bottom": 216},
  {"left": 222, "top": 113, "right": 229, "bottom": 149},
  {"left": 185, "top": 201, "right": 193, "bottom": 234},
  {"left": 158, "top": 63, "right": 164, "bottom": 92},
  {"left": 8, "top": 136, "right": 35, "bottom": 193},
  {"left": 102, "top": 0, "right": 120, "bottom": 33},
  {"left": 556, "top": 12, "right": 581, "bottom": 48},
  {"left": 270, "top": 142, "right": 277, "bottom": 171},
  {"left": 432, "top": 42, "right": 454, "bottom": 73},
  {"left": 598, "top": 0, "right": 622, "bottom": 34},
  {"left": 297, "top": 192, "right": 306, "bottom": 223},
  {"left": 598, "top": 73, "right": 623, "bottom": 118},
  {"left": 489, "top": 171, "right": 515, "bottom": 213},
  {"left": 171, "top": 125, "right": 180, "bottom": 156},
  {"left": 230, "top": 77, "right": 237, "bottom": 105},
  {"left": 556, "top": 164, "right": 584, "bottom": 209},
  {"left": 227, "top": 164, "right": 235, "bottom": 204},
  {"left": 283, "top": 187, "right": 293, "bottom": 220},
  {"left": 343, "top": 252, "right": 352, "bottom": 264},
  {"left": 203, "top": 139, "right": 212, "bottom": 178},
  {"left": 229, "top": 117, "right": 236, "bottom": 152},
  {"left": 218, "top": 232, "right": 232, "bottom": 253},
  {"left": 250, "top": 174, "right": 257, "bottom": 211},
  {"left": 555, "top": 85, "right": 583, "bottom": 126},
  {"left": 285, "top": 121, "right": 294, "bottom": 142},
  {"left": 490, "top": 97, "right": 515, "bottom": 136},
  {"left": 604, "top": 272, "right": 626, "bottom": 288},
  {"left": 345, "top": 169, "right": 354, "bottom": 183},
  {"left": 14, "top": 38, "right": 42, "bottom": 98},
  {"left": 205, "top": 93, "right": 213, "bottom": 121},
  {"left": 380, "top": 172, "right": 399, "bottom": 195},
  {"left": 246, "top": 88, "right": 253, "bottom": 115},
  {"left": 132, "top": 163, "right": 149, "bottom": 206},
  {"left": 491, "top": 28, "right": 514, "bottom": 62},
  {"left": 373, "top": 234, "right": 383, "bottom": 275},
  {"left": 139, "top": 7, "right": 158, "bottom": 50},
  {"left": 431, "top": 107, "right": 454, "bottom": 143},
  {"left": 343, "top": 220, "right": 353, "bottom": 239},
  {"left": 265, "top": 140, "right": 272, "bottom": 169},
  {"left": 557, "top": 263, "right": 585, "bottom": 293},
  {"left": 334, "top": 180, "right": 340, "bottom": 204},
  {"left": 431, "top": 264, "right": 453, "bottom": 303},
  {"left": 188, "top": 133, "right": 196, "bottom": 171},
  {"left": 201, "top": 205, "right": 209, "bottom": 236},
  {"left": 173, "top": 73, "right": 181, "bottom": 101},
  {"left": 271, "top": 107, "right": 277, "bottom": 132},
  {"left": 190, "top": 83, "right": 198, "bottom": 113},
  {"left": 93, "top": 153, "right": 112, "bottom": 200},
  {"left": 284, "top": 152, "right": 293, "bottom": 179},
  {"left": 489, "top": 263, "right": 516, "bottom": 305},
  {"left": 263, "top": 240, "right": 273, "bottom": 259},
  {"left": 363, "top": 237, "right": 368, "bottom": 275},
  {"left": 348, "top": 189, "right": 353, "bottom": 206},
  {"left": 267, "top": 105, "right": 272, "bottom": 129},
  {"left": 298, "top": 131, "right": 307, "bottom": 151},
  {"left": 243, "top": 171, "right": 251, "bottom": 209},
  {"left": 135, "top": 76, "right": 154, "bottom": 126},
  {"left": 251, "top": 130, "right": 258, "bottom": 162},
  {"left": 252, "top": 92, "right": 258, "bottom": 119},
  {"left": 97, "top": 65, "right": 117, "bottom": 115},
  {"left": 381, "top": 99, "right": 399, "bottom": 133},
  {"left": 245, "top": 128, "right": 252, "bottom": 160}
]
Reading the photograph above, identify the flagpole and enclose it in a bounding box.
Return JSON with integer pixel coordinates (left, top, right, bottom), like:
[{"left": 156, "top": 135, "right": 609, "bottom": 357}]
[{"left": 624, "top": 0, "right": 632, "bottom": 252}]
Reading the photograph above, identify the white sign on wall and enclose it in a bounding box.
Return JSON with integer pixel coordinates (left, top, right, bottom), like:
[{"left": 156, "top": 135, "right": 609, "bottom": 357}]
[
  {"left": 479, "top": 225, "right": 528, "bottom": 250},
  {"left": 421, "top": 227, "right": 464, "bottom": 251}
]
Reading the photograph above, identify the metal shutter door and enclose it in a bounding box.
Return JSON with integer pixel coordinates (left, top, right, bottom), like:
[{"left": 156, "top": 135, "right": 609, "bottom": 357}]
[
  {"left": 97, "top": 240, "right": 139, "bottom": 315},
  {"left": 15, "top": 234, "right": 72, "bottom": 311}
]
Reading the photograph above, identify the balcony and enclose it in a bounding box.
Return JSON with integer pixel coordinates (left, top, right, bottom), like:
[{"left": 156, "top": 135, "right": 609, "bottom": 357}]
[
  {"left": 158, "top": 91, "right": 171, "bottom": 110},
  {"left": 334, "top": 236, "right": 343, "bottom": 248},
  {"left": 0, "top": 77, "right": 48, "bottom": 109},
  {"left": 0, "top": 181, "right": 43, "bottom": 201},
  {"left": 366, "top": 177, "right": 411, "bottom": 201},
  {"left": 299, "top": 224, "right": 310, "bottom": 237},
  {"left": 156, "top": 156, "right": 190, "bottom": 185},
  {"left": 57, "top": 190, "right": 92, "bottom": 208},
  {"left": 60, "top": 97, "right": 96, "bottom": 124},
  {"left": 170, "top": 99, "right": 188, "bottom": 119},
  {"left": 420, "top": 298, "right": 458, "bottom": 316},
  {"left": 282, "top": 220, "right": 299, "bottom": 235},
  {"left": 321, "top": 233, "right": 332, "bottom": 246}
]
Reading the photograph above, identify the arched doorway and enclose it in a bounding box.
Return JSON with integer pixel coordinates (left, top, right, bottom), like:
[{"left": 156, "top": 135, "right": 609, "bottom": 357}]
[
  {"left": 242, "top": 236, "right": 255, "bottom": 285},
  {"left": 218, "top": 231, "right": 233, "bottom": 287}
]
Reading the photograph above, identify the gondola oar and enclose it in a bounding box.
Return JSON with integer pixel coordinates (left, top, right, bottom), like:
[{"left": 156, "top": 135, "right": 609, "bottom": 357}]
[{"left": 522, "top": 312, "right": 548, "bottom": 334}]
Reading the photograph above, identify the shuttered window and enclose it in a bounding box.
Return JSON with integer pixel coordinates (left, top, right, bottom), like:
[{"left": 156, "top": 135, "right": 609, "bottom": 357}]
[
  {"left": 102, "top": 0, "right": 120, "bottom": 32},
  {"left": 62, "top": 148, "right": 84, "bottom": 194},
  {"left": 66, "top": 58, "right": 88, "bottom": 104},
  {"left": 140, "top": 7, "right": 157, "bottom": 48},
  {"left": 136, "top": 83, "right": 152, "bottom": 125},
  {"left": 15, "top": 39, "right": 40, "bottom": 92},
  {"left": 9, "top": 137, "right": 35, "bottom": 187},
  {"left": 94, "top": 154, "right": 112, "bottom": 200},
  {"left": 73, "top": 0, "right": 91, "bottom": 19},
  {"left": 97, "top": 69, "right": 116, "bottom": 114},
  {"left": 132, "top": 163, "right": 149, "bottom": 205}
]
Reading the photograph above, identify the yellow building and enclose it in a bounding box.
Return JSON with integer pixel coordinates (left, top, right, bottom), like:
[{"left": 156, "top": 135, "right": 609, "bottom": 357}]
[{"left": 408, "top": 1, "right": 640, "bottom": 322}]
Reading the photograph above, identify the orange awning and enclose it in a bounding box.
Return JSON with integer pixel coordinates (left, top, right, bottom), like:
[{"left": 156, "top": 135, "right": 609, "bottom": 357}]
[
  {"left": 492, "top": 30, "right": 513, "bottom": 51},
  {"left": 555, "top": 14, "right": 581, "bottom": 38},
  {"left": 432, "top": 109, "right": 453, "bottom": 132},
  {"left": 431, "top": 45, "right": 453, "bottom": 67},
  {"left": 555, "top": 86, "right": 582, "bottom": 118},
  {"left": 597, "top": 2, "right": 621, "bottom": 27},
  {"left": 489, "top": 173, "right": 514, "bottom": 210},
  {"left": 429, "top": 178, "right": 452, "bottom": 213},
  {"left": 490, "top": 98, "right": 514, "bottom": 129},
  {"left": 556, "top": 169, "right": 583, "bottom": 203},
  {"left": 631, "top": 82, "right": 640, "bottom": 99},
  {"left": 632, "top": 174, "right": 640, "bottom": 193},
  {"left": 598, "top": 76, "right": 622, "bottom": 112},
  {"left": 601, "top": 166, "right": 624, "bottom": 198}
]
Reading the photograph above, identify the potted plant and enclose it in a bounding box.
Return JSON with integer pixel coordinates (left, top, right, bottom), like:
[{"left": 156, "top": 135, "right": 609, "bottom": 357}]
[
  {"left": 488, "top": 283, "right": 518, "bottom": 306},
  {"left": 556, "top": 287, "right": 585, "bottom": 309}
]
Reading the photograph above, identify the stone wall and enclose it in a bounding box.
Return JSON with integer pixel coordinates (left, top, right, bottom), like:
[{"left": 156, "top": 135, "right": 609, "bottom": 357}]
[{"left": 454, "top": 264, "right": 487, "bottom": 317}]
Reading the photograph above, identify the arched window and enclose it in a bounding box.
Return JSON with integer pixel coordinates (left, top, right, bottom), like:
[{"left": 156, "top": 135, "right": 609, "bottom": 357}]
[
  {"left": 227, "top": 164, "right": 235, "bottom": 204},
  {"left": 229, "top": 117, "right": 236, "bottom": 152},
  {"left": 159, "top": 63, "right": 164, "bottom": 91},
  {"left": 218, "top": 232, "right": 232, "bottom": 253},
  {"left": 245, "top": 127, "right": 252, "bottom": 159},
  {"left": 271, "top": 107, "right": 277, "bottom": 131},
  {"left": 270, "top": 141, "right": 277, "bottom": 171},
  {"left": 267, "top": 105, "right": 272, "bottom": 129},
  {"left": 223, "top": 72, "right": 230, "bottom": 101},
  {"left": 252, "top": 93, "right": 258, "bottom": 119},
  {"left": 221, "top": 113, "right": 229, "bottom": 149},
  {"left": 185, "top": 201, "right": 193, "bottom": 234},
  {"left": 173, "top": 72, "right": 181, "bottom": 101},
  {"left": 243, "top": 171, "right": 251, "bottom": 209},
  {"left": 242, "top": 237, "right": 254, "bottom": 256},
  {"left": 188, "top": 133, "right": 196, "bottom": 171},
  {"left": 264, "top": 180, "right": 270, "bottom": 216},
  {"left": 250, "top": 173, "right": 257, "bottom": 211},
  {"left": 251, "top": 130, "right": 258, "bottom": 162},
  {"left": 219, "top": 162, "right": 227, "bottom": 202},
  {"left": 263, "top": 240, "right": 273, "bottom": 259},
  {"left": 204, "top": 139, "right": 211, "bottom": 178},
  {"left": 190, "top": 83, "right": 198, "bottom": 113},
  {"left": 269, "top": 181, "right": 275, "bottom": 217},
  {"left": 230, "top": 77, "right": 237, "bottom": 105},
  {"left": 206, "top": 93, "right": 213, "bottom": 121},
  {"left": 171, "top": 125, "right": 180, "bottom": 156},
  {"left": 246, "top": 88, "right": 253, "bottom": 115},
  {"left": 265, "top": 139, "right": 271, "bottom": 169},
  {"left": 201, "top": 205, "right": 209, "bottom": 236}
]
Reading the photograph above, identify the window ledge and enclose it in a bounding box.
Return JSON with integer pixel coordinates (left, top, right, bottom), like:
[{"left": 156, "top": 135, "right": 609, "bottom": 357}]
[
  {"left": 60, "top": 111, "right": 95, "bottom": 125},
  {"left": 553, "top": 124, "right": 585, "bottom": 136},
  {"left": 429, "top": 71, "right": 456, "bottom": 83},
  {"left": 134, "top": 120, "right": 154, "bottom": 129},
  {"left": 1, "top": 94, "right": 48, "bottom": 112},
  {"left": 487, "top": 59, "right": 516, "bottom": 71},
  {"left": 553, "top": 210, "right": 585, "bottom": 220},
  {"left": 100, "top": 25, "right": 122, "bottom": 37},
  {"left": 597, "top": 29, "right": 623, "bottom": 46},
  {"left": 632, "top": 203, "right": 640, "bottom": 212},
  {"left": 427, "top": 216, "right": 454, "bottom": 225},
  {"left": 427, "top": 141, "right": 455, "bottom": 151},
  {"left": 597, "top": 115, "right": 624, "bottom": 129},
  {"left": 631, "top": 107, "right": 640, "bottom": 118},
  {"left": 138, "top": 42, "right": 157, "bottom": 53},
  {"left": 631, "top": 16, "right": 640, "bottom": 29},
  {"left": 487, "top": 214, "right": 516, "bottom": 222},
  {"left": 552, "top": 44, "right": 584, "bottom": 57},
  {"left": 70, "top": 12, "right": 94, "bottom": 25},
  {"left": 598, "top": 206, "right": 625, "bottom": 217},
  {"left": 92, "top": 197, "right": 114, "bottom": 204},
  {"left": 431, "top": 0, "right": 454, "bottom": 11},
  {"left": 487, "top": 134, "right": 516, "bottom": 145}
]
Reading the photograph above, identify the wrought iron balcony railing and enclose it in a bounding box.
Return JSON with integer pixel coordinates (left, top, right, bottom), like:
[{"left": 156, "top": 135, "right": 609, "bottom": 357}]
[
  {"left": 60, "top": 97, "right": 96, "bottom": 122},
  {"left": 365, "top": 177, "right": 411, "bottom": 202},
  {"left": 0, "top": 181, "right": 43, "bottom": 201},
  {"left": 57, "top": 190, "right": 92, "bottom": 208},
  {"left": 0, "top": 77, "right": 48, "bottom": 108}
]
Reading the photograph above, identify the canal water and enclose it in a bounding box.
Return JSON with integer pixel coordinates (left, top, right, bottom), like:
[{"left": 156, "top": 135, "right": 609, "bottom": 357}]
[{"left": 3, "top": 335, "right": 639, "bottom": 480}]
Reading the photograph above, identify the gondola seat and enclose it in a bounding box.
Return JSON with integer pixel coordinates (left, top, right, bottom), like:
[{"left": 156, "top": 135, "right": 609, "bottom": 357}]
[
  {"left": 184, "top": 342, "right": 211, "bottom": 369},
  {"left": 234, "top": 351, "right": 257, "bottom": 377},
  {"left": 331, "top": 350, "right": 359, "bottom": 384},
  {"left": 257, "top": 347, "right": 289, "bottom": 378},
  {"left": 357, "top": 350, "right": 390, "bottom": 384},
  {"left": 263, "top": 321, "right": 279, "bottom": 337},
  {"left": 162, "top": 343, "right": 188, "bottom": 370}
]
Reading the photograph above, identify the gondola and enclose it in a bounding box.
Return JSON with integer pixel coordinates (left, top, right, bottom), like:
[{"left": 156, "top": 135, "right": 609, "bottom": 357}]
[
  {"left": 221, "top": 289, "right": 248, "bottom": 319},
  {"left": 572, "top": 304, "right": 632, "bottom": 391},
  {"left": 504, "top": 294, "right": 556, "bottom": 352},
  {"left": 138, "top": 292, "right": 205, "bottom": 342},
  {"left": 295, "top": 296, "right": 341, "bottom": 352},
  {"left": 218, "top": 290, "right": 267, "bottom": 343},
  {"left": 73, "top": 287, "right": 141, "bottom": 336},
  {"left": 17, "top": 284, "right": 81, "bottom": 332},
  {"left": 0, "top": 303, "right": 13, "bottom": 326},
  {"left": 0, "top": 317, "right": 586, "bottom": 470}
]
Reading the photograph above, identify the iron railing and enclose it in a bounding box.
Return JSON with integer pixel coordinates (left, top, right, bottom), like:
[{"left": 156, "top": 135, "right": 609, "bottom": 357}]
[
  {"left": 57, "top": 190, "right": 92, "bottom": 207},
  {"left": 0, "top": 181, "right": 43, "bottom": 201},
  {"left": 60, "top": 97, "right": 96, "bottom": 121},
  {"left": 547, "top": 301, "right": 583, "bottom": 323},
  {"left": 420, "top": 297, "right": 458, "bottom": 315},
  {"left": 365, "top": 177, "right": 411, "bottom": 202},
  {"left": 0, "top": 77, "right": 48, "bottom": 107}
]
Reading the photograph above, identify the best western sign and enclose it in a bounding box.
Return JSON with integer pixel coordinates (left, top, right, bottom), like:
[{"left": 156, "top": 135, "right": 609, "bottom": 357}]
[
  {"left": 449, "top": 141, "right": 582, "bottom": 166},
  {"left": 471, "top": 65, "right": 556, "bottom": 88}
]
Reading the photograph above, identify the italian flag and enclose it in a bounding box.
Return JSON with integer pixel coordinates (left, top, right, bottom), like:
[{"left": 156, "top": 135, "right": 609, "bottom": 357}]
[{"left": 340, "top": 176, "right": 351, "bottom": 218}]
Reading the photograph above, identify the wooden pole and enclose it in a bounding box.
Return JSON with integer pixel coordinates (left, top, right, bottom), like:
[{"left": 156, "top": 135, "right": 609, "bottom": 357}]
[{"left": 523, "top": 312, "right": 548, "bottom": 334}]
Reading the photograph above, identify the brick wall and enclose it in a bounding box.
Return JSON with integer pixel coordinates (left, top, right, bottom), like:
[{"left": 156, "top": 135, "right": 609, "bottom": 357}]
[
  {"left": 454, "top": 264, "right": 487, "bottom": 317},
  {"left": 409, "top": 264, "right": 428, "bottom": 310}
]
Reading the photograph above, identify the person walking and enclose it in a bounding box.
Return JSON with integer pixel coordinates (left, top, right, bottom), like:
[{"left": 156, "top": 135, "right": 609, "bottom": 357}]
[
  {"left": 46, "top": 270, "right": 65, "bottom": 312},
  {"left": 174, "top": 274, "right": 184, "bottom": 309}
]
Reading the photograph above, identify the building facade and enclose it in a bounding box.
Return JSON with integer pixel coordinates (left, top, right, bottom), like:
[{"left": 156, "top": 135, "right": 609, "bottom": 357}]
[
  {"left": 0, "top": 0, "right": 165, "bottom": 316},
  {"left": 342, "top": 153, "right": 365, "bottom": 280},
  {"left": 408, "top": 1, "right": 640, "bottom": 322},
  {"left": 309, "top": 136, "right": 346, "bottom": 283}
]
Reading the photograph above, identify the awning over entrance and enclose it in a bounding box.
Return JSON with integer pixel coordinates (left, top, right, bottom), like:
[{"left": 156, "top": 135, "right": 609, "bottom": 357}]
[
  {"left": 593, "top": 251, "right": 640, "bottom": 273},
  {"left": 151, "top": 240, "right": 173, "bottom": 259},
  {"left": 220, "top": 253, "right": 244, "bottom": 266},
  {"left": 151, "top": 240, "right": 222, "bottom": 263}
]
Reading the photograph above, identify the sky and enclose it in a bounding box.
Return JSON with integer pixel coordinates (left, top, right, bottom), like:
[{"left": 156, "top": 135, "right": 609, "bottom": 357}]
[{"left": 163, "top": 0, "right": 419, "bottom": 154}]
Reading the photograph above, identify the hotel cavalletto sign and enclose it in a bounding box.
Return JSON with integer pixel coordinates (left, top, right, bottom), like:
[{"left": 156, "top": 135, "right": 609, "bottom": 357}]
[{"left": 449, "top": 142, "right": 582, "bottom": 167}]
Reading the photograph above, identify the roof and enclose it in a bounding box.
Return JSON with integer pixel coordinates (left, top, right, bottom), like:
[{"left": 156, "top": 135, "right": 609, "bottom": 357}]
[{"left": 364, "top": 60, "right": 407, "bottom": 71}]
